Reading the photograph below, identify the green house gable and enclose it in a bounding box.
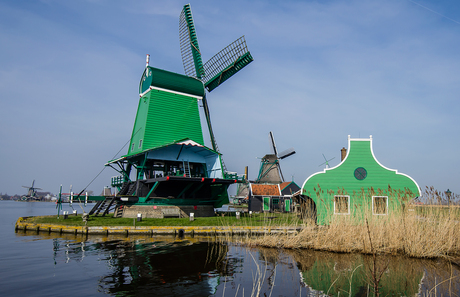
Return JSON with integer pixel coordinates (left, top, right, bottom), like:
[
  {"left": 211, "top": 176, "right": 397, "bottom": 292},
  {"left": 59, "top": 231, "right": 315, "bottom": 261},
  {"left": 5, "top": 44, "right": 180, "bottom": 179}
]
[{"left": 302, "top": 136, "right": 420, "bottom": 225}]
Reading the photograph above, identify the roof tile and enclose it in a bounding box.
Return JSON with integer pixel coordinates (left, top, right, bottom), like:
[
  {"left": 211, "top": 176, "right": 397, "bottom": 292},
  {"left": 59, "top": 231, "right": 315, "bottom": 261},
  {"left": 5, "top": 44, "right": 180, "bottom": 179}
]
[{"left": 251, "top": 184, "right": 280, "bottom": 196}]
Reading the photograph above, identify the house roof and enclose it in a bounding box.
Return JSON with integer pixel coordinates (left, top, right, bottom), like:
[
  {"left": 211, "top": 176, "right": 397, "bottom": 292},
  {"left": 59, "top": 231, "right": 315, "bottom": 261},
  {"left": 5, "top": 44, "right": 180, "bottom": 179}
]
[
  {"left": 302, "top": 135, "right": 420, "bottom": 198},
  {"left": 250, "top": 184, "right": 280, "bottom": 196},
  {"left": 280, "top": 182, "right": 290, "bottom": 190},
  {"left": 280, "top": 181, "right": 301, "bottom": 195},
  {"left": 280, "top": 181, "right": 300, "bottom": 191}
]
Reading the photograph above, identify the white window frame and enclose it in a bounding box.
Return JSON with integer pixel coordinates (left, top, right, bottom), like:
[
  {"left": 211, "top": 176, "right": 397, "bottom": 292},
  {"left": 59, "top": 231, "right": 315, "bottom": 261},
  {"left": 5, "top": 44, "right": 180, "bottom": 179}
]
[
  {"left": 334, "top": 195, "right": 350, "bottom": 215},
  {"left": 372, "top": 196, "right": 388, "bottom": 215}
]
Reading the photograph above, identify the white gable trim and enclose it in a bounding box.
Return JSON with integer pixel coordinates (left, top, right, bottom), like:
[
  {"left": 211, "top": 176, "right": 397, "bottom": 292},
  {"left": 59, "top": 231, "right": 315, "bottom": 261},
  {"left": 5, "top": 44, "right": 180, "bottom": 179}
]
[
  {"left": 140, "top": 86, "right": 203, "bottom": 100},
  {"left": 302, "top": 135, "right": 421, "bottom": 195}
]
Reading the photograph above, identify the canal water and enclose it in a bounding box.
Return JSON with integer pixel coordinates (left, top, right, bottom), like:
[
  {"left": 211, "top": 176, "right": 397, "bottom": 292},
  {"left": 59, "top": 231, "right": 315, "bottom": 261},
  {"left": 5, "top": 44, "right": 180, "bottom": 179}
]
[{"left": 1, "top": 200, "right": 459, "bottom": 296}]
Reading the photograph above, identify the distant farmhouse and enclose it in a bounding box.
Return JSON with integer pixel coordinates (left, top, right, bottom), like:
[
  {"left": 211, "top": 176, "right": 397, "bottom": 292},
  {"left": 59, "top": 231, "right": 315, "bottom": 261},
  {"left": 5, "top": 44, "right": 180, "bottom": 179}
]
[
  {"left": 300, "top": 135, "right": 420, "bottom": 225},
  {"left": 249, "top": 181, "right": 300, "bottom": 212},
  {"left": 247, "top": 132, "right": 300, "bottom": 213}
]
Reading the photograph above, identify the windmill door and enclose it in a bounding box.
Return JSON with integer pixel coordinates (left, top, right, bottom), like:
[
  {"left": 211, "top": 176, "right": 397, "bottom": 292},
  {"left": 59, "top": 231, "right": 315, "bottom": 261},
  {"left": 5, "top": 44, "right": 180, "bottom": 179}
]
[
  {"left": 285, "top": 199, "right": 291, "bottom": 212},
  {"left": 263, "top": 197, "right": 270, "bottom": 211}
]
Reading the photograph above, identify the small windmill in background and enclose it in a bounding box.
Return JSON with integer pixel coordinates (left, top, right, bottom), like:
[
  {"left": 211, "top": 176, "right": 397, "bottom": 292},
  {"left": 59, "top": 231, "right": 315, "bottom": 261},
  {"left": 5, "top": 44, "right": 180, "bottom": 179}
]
[
  {"left": 319, "top": 154, "right": 335, "bottom": 169},
  {"left": 256, "top": 132, "right": 296, "bottom": 183},
  {"left": 22, "top": 180, "right": 42, "bottom": 199}
]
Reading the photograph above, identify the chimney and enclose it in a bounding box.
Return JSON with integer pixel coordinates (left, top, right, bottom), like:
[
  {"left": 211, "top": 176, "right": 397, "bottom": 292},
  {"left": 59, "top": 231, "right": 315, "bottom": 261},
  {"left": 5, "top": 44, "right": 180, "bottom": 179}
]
[
  {"left": 146, "top": 54, "right": 150, "bottom": 68},
  {"left": 341, "top": 147, "right": 347, "bottom": 161}
]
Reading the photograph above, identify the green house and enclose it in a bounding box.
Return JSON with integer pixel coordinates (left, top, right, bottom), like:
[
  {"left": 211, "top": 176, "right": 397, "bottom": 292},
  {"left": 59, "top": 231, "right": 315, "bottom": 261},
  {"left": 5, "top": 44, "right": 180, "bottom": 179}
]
[{"left": 301, "top": 135, "right": 420, "bottom": 225}]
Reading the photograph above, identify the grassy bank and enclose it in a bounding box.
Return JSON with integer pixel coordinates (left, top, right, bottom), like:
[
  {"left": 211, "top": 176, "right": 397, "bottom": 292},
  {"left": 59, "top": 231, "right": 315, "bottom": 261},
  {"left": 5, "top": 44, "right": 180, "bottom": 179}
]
[{"left": 24, "top": 212, "right": 301, "bottom": 227}]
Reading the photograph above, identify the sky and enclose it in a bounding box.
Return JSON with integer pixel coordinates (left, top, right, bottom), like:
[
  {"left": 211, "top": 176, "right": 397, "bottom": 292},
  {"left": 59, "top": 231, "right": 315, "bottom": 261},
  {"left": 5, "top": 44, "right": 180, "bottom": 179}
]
[{"left": 0, "top": 0, "right": 459, "bottom": 197}]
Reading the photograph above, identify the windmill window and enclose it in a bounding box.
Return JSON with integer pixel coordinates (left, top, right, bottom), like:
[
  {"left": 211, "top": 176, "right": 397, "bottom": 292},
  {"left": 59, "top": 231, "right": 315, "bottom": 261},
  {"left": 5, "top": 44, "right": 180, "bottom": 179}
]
[
  {"left": 334, "top": 195, "right": 350, "bottom": 215},
  {"left": 139, "top": 139, "right": 143, "bottom": 148},
  {"left": 373, "top": 196, "right": 388, "bottom": 215},
  {"left": 131, "top": 143, "right": 135, "bottom": 151}
]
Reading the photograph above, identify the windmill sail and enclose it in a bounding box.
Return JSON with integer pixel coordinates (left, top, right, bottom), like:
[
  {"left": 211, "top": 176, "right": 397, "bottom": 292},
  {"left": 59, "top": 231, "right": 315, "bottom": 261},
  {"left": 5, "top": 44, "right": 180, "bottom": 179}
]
[
  {"left": 179, "top": 4, "right": 205, "bottom": 79},
  {"left": 202, "top": 36, "right": 253, "bottom": 92},
  {"left": 278, "top": 147, "right": 296, "bottom": 159},
  {"left": 269, "top": 131, "right": 278, "bottom": 156},
  {"left": 179, "top": 4, "right": 253, "bottom": 91},
  {"left": 178, "top": 3, "right": 253, "bottom": 175}
]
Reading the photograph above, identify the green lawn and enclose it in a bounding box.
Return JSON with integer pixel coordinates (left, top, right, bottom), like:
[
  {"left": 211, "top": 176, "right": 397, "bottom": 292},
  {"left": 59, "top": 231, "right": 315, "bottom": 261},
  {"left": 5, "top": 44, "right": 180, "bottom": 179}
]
[{"left": 26, "top": 212, "right": 302, "bottom": 227}]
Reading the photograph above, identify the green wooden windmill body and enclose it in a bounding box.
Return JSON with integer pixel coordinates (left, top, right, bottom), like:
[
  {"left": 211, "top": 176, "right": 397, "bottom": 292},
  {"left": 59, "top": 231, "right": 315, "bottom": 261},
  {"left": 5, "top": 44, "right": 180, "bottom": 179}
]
[
  {"left": 128, "top": 67, "right": 206, "bottom": 157},
  {"left": 106, "top": 66, "right": 232, "bottom": 209},
  {"left": 302, "top": 136, "right": 420, "bottom": 225},
  {"left": 102, "top": 4, "right": 253, "bottom": 215}
]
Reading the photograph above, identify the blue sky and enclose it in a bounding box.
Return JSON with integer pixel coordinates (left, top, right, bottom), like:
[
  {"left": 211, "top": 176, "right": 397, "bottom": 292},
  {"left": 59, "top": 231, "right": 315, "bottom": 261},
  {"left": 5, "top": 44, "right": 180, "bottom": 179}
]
[{"left": 0, "top": 0, "right": 459, "bottom": 197}]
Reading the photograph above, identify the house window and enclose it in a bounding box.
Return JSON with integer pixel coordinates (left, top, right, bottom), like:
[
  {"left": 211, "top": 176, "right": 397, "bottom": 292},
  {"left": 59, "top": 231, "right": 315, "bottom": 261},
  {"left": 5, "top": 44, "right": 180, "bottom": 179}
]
[
  {"left": 334, "top": 195, "right": 350, "bottom": 215},
  {"left": 354, "top": 167, "right": 367, "bottom": 180},
  {"left": 373, "top": 196, "right": 388, "bottom": 215},
  {"left": 139, "top": 139, "right": 143, "bottom": 148},
  {"left": 273, "top": 198, "right": 279, "bottom": 205}
]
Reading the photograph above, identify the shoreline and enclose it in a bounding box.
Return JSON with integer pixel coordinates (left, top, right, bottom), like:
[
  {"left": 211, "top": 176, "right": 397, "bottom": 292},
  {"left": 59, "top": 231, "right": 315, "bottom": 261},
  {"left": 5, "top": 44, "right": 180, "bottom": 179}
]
[
  {"left": 14, "top": 216, "right": 302, "bottom": 236},
  {"left": 14, "top": 213, "right": 460, "bottom": 266}
]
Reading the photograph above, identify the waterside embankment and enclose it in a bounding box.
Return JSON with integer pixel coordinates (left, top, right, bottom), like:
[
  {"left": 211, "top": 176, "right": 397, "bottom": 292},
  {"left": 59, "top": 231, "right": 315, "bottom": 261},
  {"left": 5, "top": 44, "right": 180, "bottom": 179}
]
[{"left": 15, "top": 216, "right": 302, "bottom": 236}]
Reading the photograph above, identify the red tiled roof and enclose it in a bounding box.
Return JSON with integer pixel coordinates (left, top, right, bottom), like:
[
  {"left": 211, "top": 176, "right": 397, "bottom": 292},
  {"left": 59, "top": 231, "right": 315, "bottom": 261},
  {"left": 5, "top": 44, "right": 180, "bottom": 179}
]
[
  {"left": 251, "top": 184, "right": 280, "bottom": 196},
  {"left": 280, "top": 182, "right": 290, "bottom": 190}
]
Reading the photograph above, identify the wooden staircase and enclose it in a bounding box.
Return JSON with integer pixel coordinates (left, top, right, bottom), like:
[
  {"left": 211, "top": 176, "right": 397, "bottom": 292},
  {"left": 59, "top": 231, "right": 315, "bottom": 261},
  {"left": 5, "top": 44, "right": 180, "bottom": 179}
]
[
  {"left": 118, "top": 182, "right": 130, "bottom": 195},
  {"left": 89, "top": 197, "right": 118, "bottom": 216},
  {"left": 183, "top": 161, "right": 191, "bottom": 177},
  {"left": 114, "top": 205, "right": 124, "bottom": 218}
]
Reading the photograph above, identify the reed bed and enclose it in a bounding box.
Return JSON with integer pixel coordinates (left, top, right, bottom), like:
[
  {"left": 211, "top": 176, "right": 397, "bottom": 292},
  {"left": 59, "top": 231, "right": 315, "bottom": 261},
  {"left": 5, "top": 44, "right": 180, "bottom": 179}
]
[{"left": 245, "top": 188, "right": 460, "bottom": 260}]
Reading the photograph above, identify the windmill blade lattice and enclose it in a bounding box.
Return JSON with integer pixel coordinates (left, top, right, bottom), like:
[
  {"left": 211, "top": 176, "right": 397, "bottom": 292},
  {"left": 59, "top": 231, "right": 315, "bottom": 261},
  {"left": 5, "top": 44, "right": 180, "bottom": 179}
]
[
  {"left": 202, "top": 36, "right": 253, "bottom": 92},
  {"left": 278, "top": 147, "right": 296, "bottom": 159},
  {"left": 179, "top": 4, "right": 253, "bottom": 91},
  {"left": 179, "top": 4, "right": 204, "bottom": 79}
]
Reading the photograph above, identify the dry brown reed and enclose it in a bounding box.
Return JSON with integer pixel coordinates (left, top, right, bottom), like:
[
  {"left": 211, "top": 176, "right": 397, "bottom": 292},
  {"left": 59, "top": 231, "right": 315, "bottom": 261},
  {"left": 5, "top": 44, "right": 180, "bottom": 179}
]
[{"left": 245, "top": 187, "right": 460, "bottom": 260}]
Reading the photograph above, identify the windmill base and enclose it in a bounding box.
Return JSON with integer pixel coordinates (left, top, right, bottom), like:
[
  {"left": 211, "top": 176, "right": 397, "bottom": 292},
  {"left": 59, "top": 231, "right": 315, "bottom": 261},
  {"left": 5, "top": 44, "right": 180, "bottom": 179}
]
[{"left": 119, "top": 205, "right": 215, "bottom": 219}]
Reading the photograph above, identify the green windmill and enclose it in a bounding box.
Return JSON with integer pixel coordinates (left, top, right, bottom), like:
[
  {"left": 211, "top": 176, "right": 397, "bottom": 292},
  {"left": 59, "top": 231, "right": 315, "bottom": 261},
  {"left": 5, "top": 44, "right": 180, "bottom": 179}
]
[{"left": 100, "top": 4, "right": 254, "bottom": 218}]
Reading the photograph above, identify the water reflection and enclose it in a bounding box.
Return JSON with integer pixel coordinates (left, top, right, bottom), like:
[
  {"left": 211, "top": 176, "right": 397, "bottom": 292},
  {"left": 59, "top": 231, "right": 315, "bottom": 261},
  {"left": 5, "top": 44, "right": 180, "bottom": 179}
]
[
  {"left": 98, "top": 241, "right": 229, "bottom": 296},
  {"left": 286, "top": 250, "right": 460, "bottom": 296},
  {"left": 15, "top": 230, "right": 460, "bottom": 296},
  {"left": 47, "top": 235, "right": 233, "bottom": 296}
]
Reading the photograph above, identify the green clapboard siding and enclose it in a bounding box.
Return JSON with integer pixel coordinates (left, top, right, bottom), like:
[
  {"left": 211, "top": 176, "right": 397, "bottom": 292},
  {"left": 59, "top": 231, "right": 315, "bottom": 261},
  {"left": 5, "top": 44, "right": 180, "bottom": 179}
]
[
  {"left": 126, "top": 88, "right": 204, "bottom": 156},
  {"left": 302, "top": 137, "right": 420, "bottom": 225}
]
